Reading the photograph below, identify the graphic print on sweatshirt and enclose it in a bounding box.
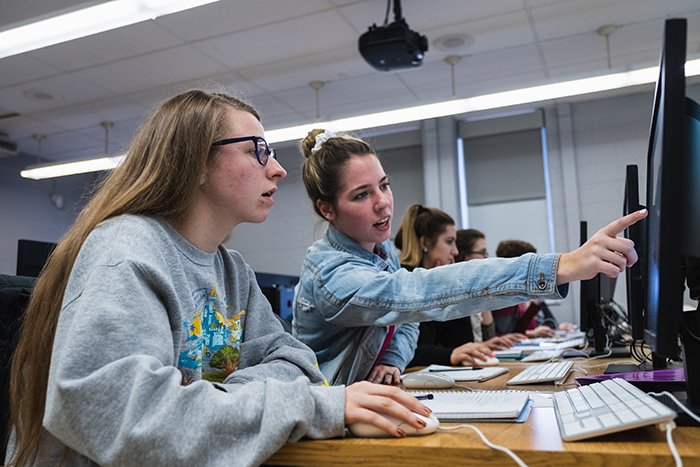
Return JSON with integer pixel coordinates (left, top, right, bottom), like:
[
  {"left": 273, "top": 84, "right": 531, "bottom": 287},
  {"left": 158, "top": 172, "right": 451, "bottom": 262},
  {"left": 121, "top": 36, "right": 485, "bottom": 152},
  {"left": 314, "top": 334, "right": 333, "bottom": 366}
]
[{"left": 179, "top": 286, "right": 246, "bottom": 384}]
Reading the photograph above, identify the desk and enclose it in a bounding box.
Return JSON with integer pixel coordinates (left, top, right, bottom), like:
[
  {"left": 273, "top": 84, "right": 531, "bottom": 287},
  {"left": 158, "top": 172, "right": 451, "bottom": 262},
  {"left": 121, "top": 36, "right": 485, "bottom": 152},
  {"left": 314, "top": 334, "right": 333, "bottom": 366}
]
[{"left": 265, "top": 358, "right": 700, "bottom": 466}]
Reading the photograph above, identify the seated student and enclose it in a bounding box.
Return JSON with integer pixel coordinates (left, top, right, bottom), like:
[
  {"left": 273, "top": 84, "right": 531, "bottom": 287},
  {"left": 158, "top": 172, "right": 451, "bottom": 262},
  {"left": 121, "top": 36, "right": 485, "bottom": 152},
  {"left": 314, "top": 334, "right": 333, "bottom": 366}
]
[
  {"left": 5, "top": 90, "right": 431, "bottom": 466},
  {"left": 492, "top": 239, "right": 574, "bottom": 337},
  {"left": 393, "top": 204, "right": 494, "bottom": 367},
  {"left": 292, "top": 128, "right": 645, "bottom": 387},
  {"left": 454, "top": 229, "right": 526, "bottom": 346}
]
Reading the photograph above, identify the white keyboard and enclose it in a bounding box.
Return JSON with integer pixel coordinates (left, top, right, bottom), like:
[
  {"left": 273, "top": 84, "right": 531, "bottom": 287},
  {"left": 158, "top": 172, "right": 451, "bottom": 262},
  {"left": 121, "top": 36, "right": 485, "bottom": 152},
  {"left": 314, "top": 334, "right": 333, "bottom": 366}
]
[
  {"left": 553, "top": 378, "right": 676, "bottom": 441},
  {"left": 506, "top": 361, "right": 574, "bottom": 385},
  {"left": 521, "top": 349, "right": 564, "bottom": 362}
]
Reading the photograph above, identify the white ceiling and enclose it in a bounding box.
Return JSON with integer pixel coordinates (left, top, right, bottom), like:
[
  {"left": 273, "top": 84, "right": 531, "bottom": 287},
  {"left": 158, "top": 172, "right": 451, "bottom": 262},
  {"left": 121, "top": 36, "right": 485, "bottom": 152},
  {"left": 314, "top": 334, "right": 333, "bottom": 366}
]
[{"left": 1, "top": 0, "right": 700, "bottom": 165}]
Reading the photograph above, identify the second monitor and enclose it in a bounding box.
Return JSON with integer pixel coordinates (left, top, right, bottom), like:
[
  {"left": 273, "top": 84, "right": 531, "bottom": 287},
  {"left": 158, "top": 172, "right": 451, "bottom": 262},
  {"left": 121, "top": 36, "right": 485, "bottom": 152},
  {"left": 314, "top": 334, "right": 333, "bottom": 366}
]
[{"left": 579, "top": 221, "right": 619, "bottom": 356}]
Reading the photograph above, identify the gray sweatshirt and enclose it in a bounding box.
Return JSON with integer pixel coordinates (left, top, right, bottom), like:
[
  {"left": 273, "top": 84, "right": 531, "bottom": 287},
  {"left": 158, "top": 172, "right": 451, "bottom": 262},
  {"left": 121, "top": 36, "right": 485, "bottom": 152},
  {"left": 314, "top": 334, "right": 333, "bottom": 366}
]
[{"left": 7, "top": 215, "right": 345, "bottom": 466}]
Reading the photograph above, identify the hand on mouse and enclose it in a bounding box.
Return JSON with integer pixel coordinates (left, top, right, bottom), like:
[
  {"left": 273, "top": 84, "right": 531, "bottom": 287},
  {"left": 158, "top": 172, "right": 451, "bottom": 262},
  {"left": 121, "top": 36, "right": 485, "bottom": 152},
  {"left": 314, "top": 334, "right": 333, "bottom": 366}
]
[
  {"left": 450, "top": 342, "right": 493, "bottom": 366},
  {"left": 366, "top": 364, "right": 401, "bottom": 385},
  {"left": 344, "top": 381, "right": 432, "bottom": 437}
]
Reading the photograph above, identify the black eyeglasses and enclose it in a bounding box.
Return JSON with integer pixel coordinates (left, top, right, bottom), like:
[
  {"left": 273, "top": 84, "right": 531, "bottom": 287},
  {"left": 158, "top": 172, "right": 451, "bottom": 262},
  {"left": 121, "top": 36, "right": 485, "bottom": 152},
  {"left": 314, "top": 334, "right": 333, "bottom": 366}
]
[{"left": 212, "top": 136, "right": 276, "bottom": 166}]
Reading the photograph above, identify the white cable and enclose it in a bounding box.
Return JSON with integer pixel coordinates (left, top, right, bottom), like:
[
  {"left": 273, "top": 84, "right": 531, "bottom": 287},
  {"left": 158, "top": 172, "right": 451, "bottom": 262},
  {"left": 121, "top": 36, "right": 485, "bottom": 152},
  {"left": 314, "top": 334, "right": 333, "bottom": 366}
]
[
  {"left": 554, "top": 381, "right": 579, "bottom": 388},
  {"left": 647, "top": 390, "right": 700, "bottom": 467},
  {"left": 648, "top": 391, "right": 700, "bottom": 424},
  {"left": 439, "top": 424, "right": 528, "bottom": 467},
  {"left": 563, "top": 348, "right": 591, "bottom": 361},
  {"left": 573, "top": 334, "right": 613, "bottom": 367},
  {"left": 586, "top": 348, "right": 612, "bottom": 360},
  {"left": 663, "top": 422, "right": 683, "bottom": 467}
]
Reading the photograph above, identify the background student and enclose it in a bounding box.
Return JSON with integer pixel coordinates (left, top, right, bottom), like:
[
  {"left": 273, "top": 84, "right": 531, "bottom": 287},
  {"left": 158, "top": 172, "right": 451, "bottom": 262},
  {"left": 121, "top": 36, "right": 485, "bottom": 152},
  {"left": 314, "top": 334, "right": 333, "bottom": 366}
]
[
  {"left": 292, "top": 128, "right": 645, "bottom": 387},
  {"left": 5, "top": 90, "right": 431, "bottom": 466},
  {"left": 454, "top": 229, "right": 526, "bottom": 346},
  {"left": 393, "top": 204, "right": 494, "bottom": 367},
  {"left": 491, "top": 239, "right": 573, "bottom": 337}
]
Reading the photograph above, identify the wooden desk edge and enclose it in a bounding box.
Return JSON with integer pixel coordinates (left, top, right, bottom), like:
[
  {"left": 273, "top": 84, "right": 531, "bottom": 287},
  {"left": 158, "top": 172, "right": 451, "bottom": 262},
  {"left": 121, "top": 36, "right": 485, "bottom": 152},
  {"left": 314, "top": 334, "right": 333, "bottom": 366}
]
[{"left": 266, "top": 358, "right": 700, "bottom": 466}]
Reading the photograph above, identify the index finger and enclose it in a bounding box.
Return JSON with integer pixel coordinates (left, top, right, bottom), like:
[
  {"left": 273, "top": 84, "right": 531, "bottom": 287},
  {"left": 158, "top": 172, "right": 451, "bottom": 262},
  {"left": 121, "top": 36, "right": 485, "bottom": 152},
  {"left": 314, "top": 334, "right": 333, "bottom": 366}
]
[
  {"left": 375, "top": 385, "right": 432, "bottom": 414},
  {"left": 601, "top": 209, "right": 647, "bottom": 237}
]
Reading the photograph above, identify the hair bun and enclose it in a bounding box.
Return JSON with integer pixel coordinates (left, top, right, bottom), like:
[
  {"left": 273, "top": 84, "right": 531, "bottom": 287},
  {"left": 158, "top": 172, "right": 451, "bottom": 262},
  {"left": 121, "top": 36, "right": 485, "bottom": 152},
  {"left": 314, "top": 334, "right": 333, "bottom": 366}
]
[{"left": 301, "top": 128, "right": 326, "bottom": 159}]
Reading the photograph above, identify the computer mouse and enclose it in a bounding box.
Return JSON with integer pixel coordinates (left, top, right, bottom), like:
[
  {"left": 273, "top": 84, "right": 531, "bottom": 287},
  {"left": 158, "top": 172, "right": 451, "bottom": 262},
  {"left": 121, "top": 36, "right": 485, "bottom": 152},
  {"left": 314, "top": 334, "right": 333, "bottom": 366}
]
[
  {"left": 471, "top": 356, "right": 500, "bottom": 366},
  {"left": 401, "top": 372, "right": 455, "bottom": 389},
  {"left": 349, "top": 413, "right": 440, "bottom": 438}
]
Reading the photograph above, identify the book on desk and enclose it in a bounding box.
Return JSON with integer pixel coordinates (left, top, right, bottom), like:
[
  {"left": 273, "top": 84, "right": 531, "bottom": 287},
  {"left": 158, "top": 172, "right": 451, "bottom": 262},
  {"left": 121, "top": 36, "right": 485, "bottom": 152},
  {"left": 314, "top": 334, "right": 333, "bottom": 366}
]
[
  {"left": 421, "top": 364, "right": 508, "bottom": 382},
  {"left": 407, "top": 389, "right": 532, "bottom": 422}
]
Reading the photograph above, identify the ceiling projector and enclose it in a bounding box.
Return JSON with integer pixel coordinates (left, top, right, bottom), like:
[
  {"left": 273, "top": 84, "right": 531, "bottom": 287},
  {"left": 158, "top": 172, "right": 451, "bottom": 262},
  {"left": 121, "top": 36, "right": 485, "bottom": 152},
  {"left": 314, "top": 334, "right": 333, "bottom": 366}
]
[{"left": 359, "top": 18, "right": 428, "bottom": 72}]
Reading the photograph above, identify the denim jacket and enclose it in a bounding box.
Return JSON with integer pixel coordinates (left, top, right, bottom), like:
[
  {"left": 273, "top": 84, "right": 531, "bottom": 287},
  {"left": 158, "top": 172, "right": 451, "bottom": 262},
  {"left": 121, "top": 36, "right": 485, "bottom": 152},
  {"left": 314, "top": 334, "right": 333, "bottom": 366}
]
[{"left": 292, "top": 224, "right": 568, "bottom": 385}]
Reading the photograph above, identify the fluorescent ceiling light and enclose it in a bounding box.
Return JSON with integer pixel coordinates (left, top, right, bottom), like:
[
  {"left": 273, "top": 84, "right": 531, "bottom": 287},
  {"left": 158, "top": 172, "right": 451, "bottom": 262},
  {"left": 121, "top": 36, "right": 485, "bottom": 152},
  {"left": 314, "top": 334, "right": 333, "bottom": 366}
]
[
  {"left": 20, "top": 58, "right": 700, "bottom": 180},
  {"left": 0, "top": 0, "right": 220, "bottom": 59},
  {"left": 266, "top": 58, "right": 700, "bottom": 143},
  {"left": 20, "top": 156, "right": 123, "bottom": 180}
]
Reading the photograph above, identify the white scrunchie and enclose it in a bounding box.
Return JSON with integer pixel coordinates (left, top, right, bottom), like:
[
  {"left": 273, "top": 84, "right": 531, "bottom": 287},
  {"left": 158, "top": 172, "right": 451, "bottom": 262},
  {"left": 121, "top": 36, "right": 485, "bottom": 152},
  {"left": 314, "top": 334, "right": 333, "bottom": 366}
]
[{"left": 311, "top": 130, "right": 337, "bottom": 154}]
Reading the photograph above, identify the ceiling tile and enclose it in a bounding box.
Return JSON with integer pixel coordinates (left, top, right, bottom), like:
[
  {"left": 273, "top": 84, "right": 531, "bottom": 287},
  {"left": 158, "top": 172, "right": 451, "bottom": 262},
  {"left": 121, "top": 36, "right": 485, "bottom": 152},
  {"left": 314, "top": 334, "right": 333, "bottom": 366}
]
[
  {"left": 27, "top": 21, "right": 185, "bottom": 70},
  {"left": 73, "top": 45, "right": 230, "bottom": 94},
  {"left": 0, "top": 54, "right": 63, "bottom": 87},
  {"left": 192, "top": 10, "right": 359, "bottom": 70},
  {"left": 0, "top": 73, "right": 113, "bottom": 115}
]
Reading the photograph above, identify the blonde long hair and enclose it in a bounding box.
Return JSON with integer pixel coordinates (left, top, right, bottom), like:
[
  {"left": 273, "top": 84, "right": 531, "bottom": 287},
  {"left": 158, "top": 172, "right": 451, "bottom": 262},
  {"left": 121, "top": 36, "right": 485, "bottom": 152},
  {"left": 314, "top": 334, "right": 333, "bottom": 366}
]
[
  {"left": 7, "top": 90, "right": 259, "bottom": 466},
  {"left": 394, "top": 204, "right": 455, "bottom": 268}
]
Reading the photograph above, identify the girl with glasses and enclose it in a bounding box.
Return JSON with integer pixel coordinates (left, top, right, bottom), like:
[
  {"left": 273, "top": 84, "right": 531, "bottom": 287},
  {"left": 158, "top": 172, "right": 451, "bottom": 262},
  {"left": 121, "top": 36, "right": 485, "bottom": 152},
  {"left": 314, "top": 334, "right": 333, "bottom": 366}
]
[
  {"left": 6, "top": 90, "right": 430, "bottom": 466},
  {"left": 293, "top": 128, "right": 646, "bottom": 387},
  {"left": 454, "top": 228, "right": 527, "bottom": 347}
]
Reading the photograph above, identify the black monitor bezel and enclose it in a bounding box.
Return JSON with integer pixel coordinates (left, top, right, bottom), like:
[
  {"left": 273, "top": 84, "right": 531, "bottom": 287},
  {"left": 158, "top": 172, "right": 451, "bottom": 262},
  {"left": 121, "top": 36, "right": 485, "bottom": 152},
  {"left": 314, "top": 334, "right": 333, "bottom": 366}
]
[
  {"left": 643, "top": 18, "right": 686, "bottom": 358},
  {"left": 579, "top": 221, "right": 614, "bottom": 354},
  {"left": 623, "top": 164, "right": 646, "bottom": 341}
]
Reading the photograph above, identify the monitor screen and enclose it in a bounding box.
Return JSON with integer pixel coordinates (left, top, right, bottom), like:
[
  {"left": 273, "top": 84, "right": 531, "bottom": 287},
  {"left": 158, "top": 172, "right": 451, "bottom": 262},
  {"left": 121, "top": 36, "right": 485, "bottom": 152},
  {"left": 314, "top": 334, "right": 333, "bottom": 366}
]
[
  {"left": 254, "top": 272, "right": 299, "bottom": 323},
  {"left": 16, "top": 239, "right": 56, "bottom": 277}
]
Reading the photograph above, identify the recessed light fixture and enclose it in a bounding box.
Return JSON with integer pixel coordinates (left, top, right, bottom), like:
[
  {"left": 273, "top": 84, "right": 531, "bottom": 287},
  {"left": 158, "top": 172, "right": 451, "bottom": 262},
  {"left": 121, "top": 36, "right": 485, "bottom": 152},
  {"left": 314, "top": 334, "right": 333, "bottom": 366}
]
[
  {"left": 22, "top": 89, "right": 60, "bottom": 101},
  {"left": 433, "top": 33, "right": 474, "bottom": 52}
]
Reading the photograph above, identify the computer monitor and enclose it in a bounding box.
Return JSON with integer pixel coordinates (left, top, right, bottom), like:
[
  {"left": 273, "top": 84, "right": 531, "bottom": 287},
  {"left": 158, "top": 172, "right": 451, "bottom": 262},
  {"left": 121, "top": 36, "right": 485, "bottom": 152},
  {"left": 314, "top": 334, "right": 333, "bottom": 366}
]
[
  {"left": 623, "top": 164, "right": 647, "bottom": 341},
  {"left": 642, "top": 18, "right": 700, "bottom": 414},
  {"left": 254, "top": 272, "right": 299, "bottom": 323},
  {"left": 579, "top": 221, "right": 617, "bottom": 355},
  {"left": 16, "top": 239, "right": 56, "bottom": 277}
]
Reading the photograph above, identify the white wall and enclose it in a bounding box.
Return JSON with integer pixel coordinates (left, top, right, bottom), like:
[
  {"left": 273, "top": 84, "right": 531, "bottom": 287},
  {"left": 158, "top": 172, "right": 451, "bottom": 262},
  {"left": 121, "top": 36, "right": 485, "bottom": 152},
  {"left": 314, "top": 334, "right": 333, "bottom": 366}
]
[
  {"left": 0, "top": 155, "right": 91, "bottom": 275},
  {"left": 469, "top": 199, "right": 550, "bottom": 257}
]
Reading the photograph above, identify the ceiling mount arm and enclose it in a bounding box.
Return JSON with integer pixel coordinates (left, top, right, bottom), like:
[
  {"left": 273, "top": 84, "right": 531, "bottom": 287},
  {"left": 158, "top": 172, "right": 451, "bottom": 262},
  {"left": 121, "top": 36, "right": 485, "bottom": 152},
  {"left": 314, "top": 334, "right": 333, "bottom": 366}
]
[{"left": 392, "top": 0, "right": 403, "bottom": 22}]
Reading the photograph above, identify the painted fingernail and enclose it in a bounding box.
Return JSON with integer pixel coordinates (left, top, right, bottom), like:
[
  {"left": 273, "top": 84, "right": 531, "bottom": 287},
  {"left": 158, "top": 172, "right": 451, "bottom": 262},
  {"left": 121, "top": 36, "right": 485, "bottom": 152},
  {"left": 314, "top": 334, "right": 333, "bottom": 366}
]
[
  {"left": 397, "top": 429, "right": 407, "bottom": 437},
  {"left": 416, "top": 418, "right": 426, "bottom": 427}
]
